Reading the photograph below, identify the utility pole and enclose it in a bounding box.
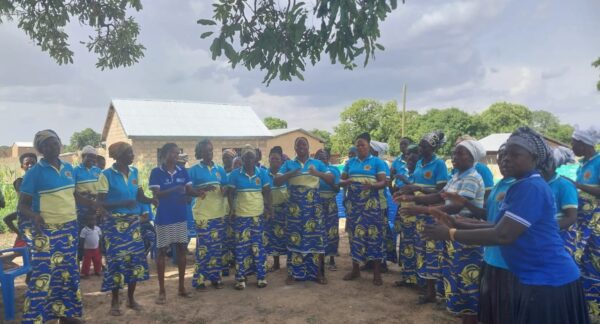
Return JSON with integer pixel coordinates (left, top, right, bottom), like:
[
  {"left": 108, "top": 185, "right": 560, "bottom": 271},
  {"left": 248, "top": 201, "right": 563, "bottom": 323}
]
[{"left": 402, "top": 84, "right": 407, "bottom": 137}]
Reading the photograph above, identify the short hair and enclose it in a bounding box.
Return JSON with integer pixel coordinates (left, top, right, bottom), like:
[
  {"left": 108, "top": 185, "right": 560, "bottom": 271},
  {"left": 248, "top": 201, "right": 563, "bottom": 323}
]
[
  {"left": 19, "top": 152, "right": 37, "bottom": 165},
  {"left": 159, "top": 143, "right": 179, "bottom": 159}
]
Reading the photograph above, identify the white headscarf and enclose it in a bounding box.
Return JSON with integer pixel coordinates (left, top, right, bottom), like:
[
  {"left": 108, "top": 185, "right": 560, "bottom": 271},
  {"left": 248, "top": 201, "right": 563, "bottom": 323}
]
[
  {"left": 370, "top": 141, "right": 388, "bottom": 155},
  {"left": 572, "top": 125, "right": 600, "bottom": 146},
  {"left": 457, "top": 140, "right": 486, "bottom": 162},
  {"left": 81, "top": 145, "right": 97, "bottom": 156},
  {"left": 552, "top": 146, "right": 576, "bottom": 168}
]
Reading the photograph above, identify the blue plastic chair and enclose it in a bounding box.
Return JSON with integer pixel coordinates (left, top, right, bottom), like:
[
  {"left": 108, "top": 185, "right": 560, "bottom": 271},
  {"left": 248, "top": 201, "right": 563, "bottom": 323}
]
[{"left": 0, "top": 247, "right": 31, "bottom": 321}]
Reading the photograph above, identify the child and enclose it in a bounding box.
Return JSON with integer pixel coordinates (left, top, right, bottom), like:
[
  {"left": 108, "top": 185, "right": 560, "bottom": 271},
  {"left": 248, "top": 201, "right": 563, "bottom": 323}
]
[
  {"left": 79, "top": 216, "right": 103, "bottom": 277},
  {"left": 4, "top": 153, "right": 38, "bottom": 248},
  {"left": 140, "top": 204, "right": 157, "bottom": 257}
]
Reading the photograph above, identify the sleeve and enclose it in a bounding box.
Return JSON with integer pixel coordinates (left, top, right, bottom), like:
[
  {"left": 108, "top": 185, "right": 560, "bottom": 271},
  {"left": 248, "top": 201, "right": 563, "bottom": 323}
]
[
  {"left": 218, "top": 167, "right": 228, "bottom": 186},
  {"left": 434, "top": 160, "right": 449, "bottom": 184},
  {"left": 455, "top": 176, "right": 481, "bottom": 200},
  {"left": 148, "top": 168, "right": 161, "bottom": 189},
  {"left": 19, "top": 167, "right": 38, "bottom": 196},
  {"left": 342, "top": 160, "right": 350, "bottom": 176},
  {"left": 261, "top": 169, "right": 270, "bottom": 188},
  {"left": 80, "top": 228, "right": 88, "bottom": 239},
  {"left": 560, "top": 180, "right": 579, "bottom": 210},
  {"left": 278, "top": 161, "right": 289, "bottom": 175},
  {"left": 97, "top": 173, "right": 109, "bottom": 194},
  {"left": 478, "top": 164, "right": 495, "bottom": 189},
  {"left": 97, "top": 227, "right": 102, "bottom": 236},
  {"left": 132, "top": 168, "right": 140, "bottom": 188},
  {"left": 332, "top": 168, "right": 341, "bottom": 184},
  {"left": 318, "top": 160, "right": 329, "bottom": 173},
  {"left": 502, "top": 182, "right": 544, "bottom": 228},
  {"left": 183, "top": 168, "right": 192, "bottom": 186},
  {"left": 375, "top": 158, "right": 387, "bottom": 175},
  {"left": 227, "top": 172, "right": 237, "bottom": 189}
]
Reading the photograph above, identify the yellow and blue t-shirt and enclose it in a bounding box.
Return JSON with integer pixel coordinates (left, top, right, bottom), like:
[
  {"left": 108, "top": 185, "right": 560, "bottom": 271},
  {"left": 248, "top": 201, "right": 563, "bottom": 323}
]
[
  {"left": 342, "top": 155, "right": 387, "bottom": 184},
  {"left": 228, "top": 167, "right": 270, "bottom": 217},
  {"left": 576, "top": 153, "right": 600, "bottom": 187},
  {"left": 20, "top": 159, "right": 77, "bottom": 224},
  {"left": 97, "top": 164, "right": 141, "bottom": 215},
  {"left": 267, "top": 169, "right": 289, "bottom": 206},
  {"left": 548, "top": 174, "right": 578, "bottom": 220},
  {"left": 413, "top": 155, "right": 448, "bottom": 187},
  {"left": 278, "top": 158, "right": 330, "bottom": 189},
  {"left": 391, "top": 155, "right": 408, "bottom": 188},
  {"left": 73, "top": 164, "right": 102, "bottom": 211},
  {"left": 187, "top": 161, "right": 228, "bottom": 220},
  {"left": 319, "top": 164, "right": 341, "bottom": 198}
]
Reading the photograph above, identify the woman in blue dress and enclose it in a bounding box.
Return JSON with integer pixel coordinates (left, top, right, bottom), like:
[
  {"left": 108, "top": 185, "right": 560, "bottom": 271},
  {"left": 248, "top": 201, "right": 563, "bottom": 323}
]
[
  {"left": 571, "top": 126, "right": 600, "bottom": 317},
  {"left": 264, "top": 146, "right": 289, "bottom": 271},
  {"left": 340, "top": 133, "right": 389, "bottom": 285},
  {"left": 424, "top": 127, "right": 589, "bottom": 324},
  {"left": 315, "top": 149, "right": 341, "bottom": 270}
]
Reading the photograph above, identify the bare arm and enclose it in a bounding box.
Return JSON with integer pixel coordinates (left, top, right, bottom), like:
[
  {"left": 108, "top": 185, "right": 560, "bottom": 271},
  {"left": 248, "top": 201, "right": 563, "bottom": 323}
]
[
  {"left": 558, "top": 208, "right": 577, "bottom": 230},
  {"left": 262, "top": 186, "right": 272, "bottom": 218},
  {"left": 424, "top": 215, "right": 527, "bottom": 246}
]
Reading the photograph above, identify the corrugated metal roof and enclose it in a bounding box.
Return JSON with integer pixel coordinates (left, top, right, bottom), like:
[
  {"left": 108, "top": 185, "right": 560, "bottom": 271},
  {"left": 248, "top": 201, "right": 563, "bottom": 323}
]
[
  {"left": 269, "top": 128, "right": 325, "bottom": 142},
  {"left": 478, "top": 133, "right": 511, "bottom": 152},
  {"left": 109, "top": 99, "right": 272, "bottom": 138}
]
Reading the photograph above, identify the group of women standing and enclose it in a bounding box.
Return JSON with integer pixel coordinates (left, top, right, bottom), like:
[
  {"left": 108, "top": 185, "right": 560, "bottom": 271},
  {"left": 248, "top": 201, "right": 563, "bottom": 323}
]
[{"left": 13, "top": 124, "right": 600, "bottom": 324}]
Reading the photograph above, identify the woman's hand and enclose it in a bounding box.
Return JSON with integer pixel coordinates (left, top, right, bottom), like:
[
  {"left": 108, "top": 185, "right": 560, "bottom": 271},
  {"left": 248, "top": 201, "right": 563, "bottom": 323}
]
[
  {"left": 361, "top": 183, "right": 373, "bottom": 190},
  {"left": 151, "top": 198, "right": 159, "bottom": 207},
  {"left": 393, "top": 194, "right": 415, "bottom": 204},
  {"left": 339, "top": 179, "right": 351, "bottom": 187},
  {"left": 398, "top": 184, "right": 420, "bottom": 195},
  {"left": 423, "top": 223, "right": 451, "bottom": 241},
  {"left": 31, "top": 214, "right": 45, "bottom": 233},
  {"left": 440, "top": 192, "right": 467, "bottom": 207},
  {"left": 428, "top": 208, "right": 456, "bottom": 227},
  {"left": 400, "top": 205, "right": 427, "bottom": 216}
]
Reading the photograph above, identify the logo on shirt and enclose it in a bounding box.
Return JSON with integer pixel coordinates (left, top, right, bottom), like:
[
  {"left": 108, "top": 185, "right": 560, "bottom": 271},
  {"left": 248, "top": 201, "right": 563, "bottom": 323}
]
[
  {"left": 424, "top": 171, "right": 433, "bottom": 179},
  {"left": 584, "top": 171, "right": 592, "bottom": 181},
  {"left": 255, "top": 178, "right": 261, "bottom": 185},
  {"left": 364, "top": 165, "right": 372, "bottom": 171},
  {"left": 496, "top": 192, "right": 506, "bottom": 202},
  {"left": 64, "top": 171, "right": 73, "bottom": 179},
  {"left": 132, "top": 179, "right": 138, "bottom": 186},
  {"left": 216, "top": 173, "right": 221, "bottom": 180}
]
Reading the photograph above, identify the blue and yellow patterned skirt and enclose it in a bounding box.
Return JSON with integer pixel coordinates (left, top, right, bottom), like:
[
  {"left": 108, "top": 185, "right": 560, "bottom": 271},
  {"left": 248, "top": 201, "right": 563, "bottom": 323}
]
[
  {"left": 224, "top": 215, "right": 236, "bottom": 268},
  {"left": 100, "top": 214, "right": 149, "bottom": 292},
  {"left": 577, "top": 194, "right": 600, "bottom": 317},
  {"left": 415, "top": 213, "right": 443, "bottom": 280},
  {"left": 345, "top": 183, "right": 386, "bottom": 264},
  {"left": 23, "top": 220, "right": 82, "bottom": 324},
  {"left": 287, "top": 185, "right": 325, "bottom": 281},
  {"left": 561, "top": 225, "right": 578, "bottom": 257},
  {"left": 322, "top": 195, "right": 339, "bottom": 257},
  {"left": 234, "top": 216, "right": 267, "bottom": 281},
  {"left": 193, "top": 217, "right": 226, "bottom": 286},
  {"left": 397, "top": 211, "right": 418, "bottom": 284},
  {"left": 265, "top": 203, "right": 288, "bottom": 256},
  {"left": 384, "top": 208, "right": 398, "bottom": 264},
  {"left": 443, "top": 241, "right": 482, "bottom": 315}
]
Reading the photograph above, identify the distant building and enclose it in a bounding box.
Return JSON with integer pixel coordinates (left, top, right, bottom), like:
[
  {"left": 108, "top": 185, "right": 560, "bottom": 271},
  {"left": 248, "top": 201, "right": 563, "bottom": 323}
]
[
  {"left": 11, "top": 142, "right": 35, "bottom": 158},
  {"left": 267, "top": 128, "right": 325, "bottom": 157},
  {"left": 101, "top": 99, "right": 273, "bottom": 165},
  {"left": 479, "top": 133, "right": 570, "bottom": 164}
]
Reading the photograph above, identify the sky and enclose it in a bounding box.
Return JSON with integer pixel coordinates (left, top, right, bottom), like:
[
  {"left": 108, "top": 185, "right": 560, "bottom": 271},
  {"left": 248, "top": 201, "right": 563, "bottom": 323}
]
[{"left": 1, "top": 0, "right": 599, "bottom": 146}]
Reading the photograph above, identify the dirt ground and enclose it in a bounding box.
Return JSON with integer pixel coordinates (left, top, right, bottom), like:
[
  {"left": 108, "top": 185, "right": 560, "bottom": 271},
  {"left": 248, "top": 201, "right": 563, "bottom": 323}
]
[{"left": 1, "top": 221, "right": 458, "bottom": 324}]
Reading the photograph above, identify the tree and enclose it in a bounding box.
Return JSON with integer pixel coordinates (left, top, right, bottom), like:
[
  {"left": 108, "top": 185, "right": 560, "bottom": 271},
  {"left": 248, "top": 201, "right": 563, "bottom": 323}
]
[
  {"left": 531, "top": 110, "right": 573, "bottom": 144},
  {"left": 263, "top": 117, "right": 288, "bottom": 129},
  {"left": 593, "top": 57, "right": 600, "bottom": 91},
  {"left": 0, "top": 1, "right": 144, "bottom": 69},
  {"left": 309, "top": 129, "right": 332, "bottom": 152},
  {"left": 480, "top": 102, "right": 533, "bottom": 133},
  {"left": 200, "top": 1, "right": 401, "bottom": 84},
  {"left": 69, "top": 128, "right": 101, "bottom": 151}
]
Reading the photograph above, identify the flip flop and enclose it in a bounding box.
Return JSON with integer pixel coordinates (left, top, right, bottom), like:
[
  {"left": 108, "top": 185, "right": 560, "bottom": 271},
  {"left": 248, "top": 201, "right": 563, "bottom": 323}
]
[
  {"left": 109, "top": 306, "right": 122, "bottom": 316},
  {"left": 178, "top": 291, "right": 192, "bottom": 298},
  {"left": 126, "top": 301, "right": 142, "bottom": 311},
  {"left": 155, "top": 294, "right": 167, "bottom": 305}
]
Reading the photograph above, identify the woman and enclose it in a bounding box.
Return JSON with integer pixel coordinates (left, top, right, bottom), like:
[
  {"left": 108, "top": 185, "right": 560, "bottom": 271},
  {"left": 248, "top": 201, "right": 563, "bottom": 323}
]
[
  {"left": 398, "top": 139, "right": 486, "bottom": 324},
  {"left": 188, "top": 139, "right": 229, "bottom": 290},
  {"left": 222, "top": 149, "right": 237, "bottom": 174},
  {"left": 424, "top": 127, "right": 589, "bottom": 324},
  {"left": 544, "top": 147, "right": 578, "bottom": 256},
  {"left": 149, "top": 143, "right": 196, "bottom": 304},
  {"left": 315, "top": 149, "right": 341, "bottom": 270},
  {"left": 571, "top": 126, "right": 600, "bottom": 316},
  {"left": 339, "top": 133, "right": 388, "bottom": 286},
  {"left": 227, "top": 145, "right": 272, "bottom": 290},
  {"left": 394, "top": 143, "right": 420, "bottom": 287},
  {"left": 97, "top": 142, "right": 156, "bottom": 316},
  {"left": 265, "top": 146, "right": 289, "bottom": 270},
  {"left": 275, "top": 137, "right": 333, "bottom": 284},
  {"left": 19, "top": 130, "right": 83, "bottom": 324},
  {"left": 73, "top": 145, "right": 102, "bottom": 230},
  {"left": 222, "top": 148, "right": 238, "bottom": 275},
  {"left": 391, "top": 137, "right": 413, "bottom": 192},
  {"left": 396, "top": 131, "right": 448, "bottom": 303}
]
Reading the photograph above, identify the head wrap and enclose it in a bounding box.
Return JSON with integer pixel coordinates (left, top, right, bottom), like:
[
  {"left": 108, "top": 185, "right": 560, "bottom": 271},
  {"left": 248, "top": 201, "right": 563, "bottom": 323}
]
[
  {"left": 241, "top": 144, "right": 256, "bottom": 157},
  {"left": 506, "top": 127, "right": 552, "bottom": 173},
  {"left": 422, "top": 131, "right": 445, "bottom": 150},
  {"left": 315, "top": 148, "right": 328, "bottom": 159},
  {"left": 552, "top": 146, "right": 575, "bottom": 168},
  {"left": 33, "top": 129, "right": 61, "bottom": 152},
  {"left": 572, "top": 125, "right": 600, "bottom": 147},
  {"left": 223, "top": 149, "right": 237, "bottom": 159},
  {"left": 406, "top": 143, "right": 419, "bottom": 154},
  {"left": 269, "top": 146, "right": 283, "bottom": 156},
  {"left": 455, "top": 134, "right": 476, "bottom": 145},
  {"left": 356, "top": 132, "right": 371, "bottom": 143},
  {"left": 457, "top": 140, "right": 486, "bottom": 162},
  {"left": 81, "top": 145, "right": 97, "bottom": 156},
  {"left": 369, "top": 141, "right": 388, "bottom": 155},
  {"left": 108, "top": 142, "right": 132, "bottom": 159}
]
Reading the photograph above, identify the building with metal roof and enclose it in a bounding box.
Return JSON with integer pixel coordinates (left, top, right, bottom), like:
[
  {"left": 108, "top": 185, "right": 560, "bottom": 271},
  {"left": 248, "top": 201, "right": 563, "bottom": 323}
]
[
  {"left": 479, "top": 132, "right": 569, "bottom": 164},
  {"left": 101, "top": 99, "right": 273, "bottom": 165},
  {"left": 267, "top": 128, "right": 325, "bottom": 157}
]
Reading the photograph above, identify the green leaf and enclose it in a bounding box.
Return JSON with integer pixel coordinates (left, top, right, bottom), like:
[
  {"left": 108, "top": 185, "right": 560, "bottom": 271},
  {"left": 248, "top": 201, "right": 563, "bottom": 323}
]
[
  {"left": 197, "top": 19, "right": 216, "bottom": 25},
  {"left": 200, "top": 31, "right": 214, "bottom": 39},
  {"left": 375, "top": 43, "right": 385, "bottom": 50}
]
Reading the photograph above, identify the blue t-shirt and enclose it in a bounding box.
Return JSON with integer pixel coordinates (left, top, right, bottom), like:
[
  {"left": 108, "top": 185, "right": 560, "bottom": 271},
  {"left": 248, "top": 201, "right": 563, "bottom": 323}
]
[
  {"left": 149, "top": 166, "right": 192, "bottom": 225},
  {"left": 391, "top": 156, "right": 409, "bottom": 188},
  {"left": 140, "top": 203, "right": 155, "bottom": 221},
  {"left": 228, "top": 167, "right": 271, "bottom": 217},
  {"left": 319, "top": 165, "right": 341, "bottom": 194},
  {"left": 483, "top": 177, "right": 515, "bottom": 269},
  {"left": 98, "top": 165, "right": 142, "bottom": 215},
  {"left": 278, "top": 158, "right": 329, "bottom": 189},
  {"left": 576, "top": 153, "right": 600, "bottom": 186},
  {"left": 498, "top": 171, "right": 580, "bottom": 286},
  {"left": 548, "top": 174, "right": 578, "bottom": 220},
  {"left": 342, "top": 155, "right": 387, "bottom": 182},
  {"left": 452, "top": 162, "right": 494, "bottom": 190},
  {"left": 413, "top": 155, "right": 448, "bottom": 187}
]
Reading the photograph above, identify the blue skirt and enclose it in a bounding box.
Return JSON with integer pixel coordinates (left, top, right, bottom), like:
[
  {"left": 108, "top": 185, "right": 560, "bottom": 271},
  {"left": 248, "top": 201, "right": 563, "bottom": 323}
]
[
  {"left": 287, "top": 185, "right": 325, "bottom": 281},
  {"left": 23, "top": 220, "right": 82, "bottom": 323},
  {"left": 193, "top": 217, "right": 226, "bottom": 286},
  {"left": 397, "top": 210, "right": 418, "bottom": 284},
  {"left": 322, "top": 195, "right": 340, "bottom": 257},
  {"left": 265, "top": 203, "right": 288, "bottom": 256},
  {"left": 101, "top": 214, "right": 149, "bottom": 292},
  {"left": 415, "top": 213, "right": 442, "bottom": 280},
  {"left": 224, "top": 215, "right": 236, "bottom": 267},
  {"left": 234, "top": 216, "right": 267, "bottom": 281},
  {"left": 345, "top": 183, "right": 386, "bottom": 264},
  {"left": 384, "top": 208, "right": 398, "bottom": 264},
  {"left": 578, "top": 194, "right": 600, "bottom": 317},
  {"left": 444, "top": 241, "right": 483, "bottom": 315}
]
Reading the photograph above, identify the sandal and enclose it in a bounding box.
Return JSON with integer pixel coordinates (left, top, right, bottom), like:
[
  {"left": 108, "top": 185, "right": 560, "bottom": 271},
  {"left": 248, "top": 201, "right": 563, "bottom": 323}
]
[
  {"left": 155, "top": 293, "right": 167, "bottom": 305},
  {"left": 126, "top": 300, "right": 142, "bottom": 311},
  {"left": 235, "top": 280, "right": 246, "bottom": 290},
  {"left": 178, "top": 291, "right": 192, "bottom": 298},
  {"left": 257, "top": 279, "right": 268, "bottom": 288},
  {"left": 109, "top": 305, "right": 122, "bottom": 316}
]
